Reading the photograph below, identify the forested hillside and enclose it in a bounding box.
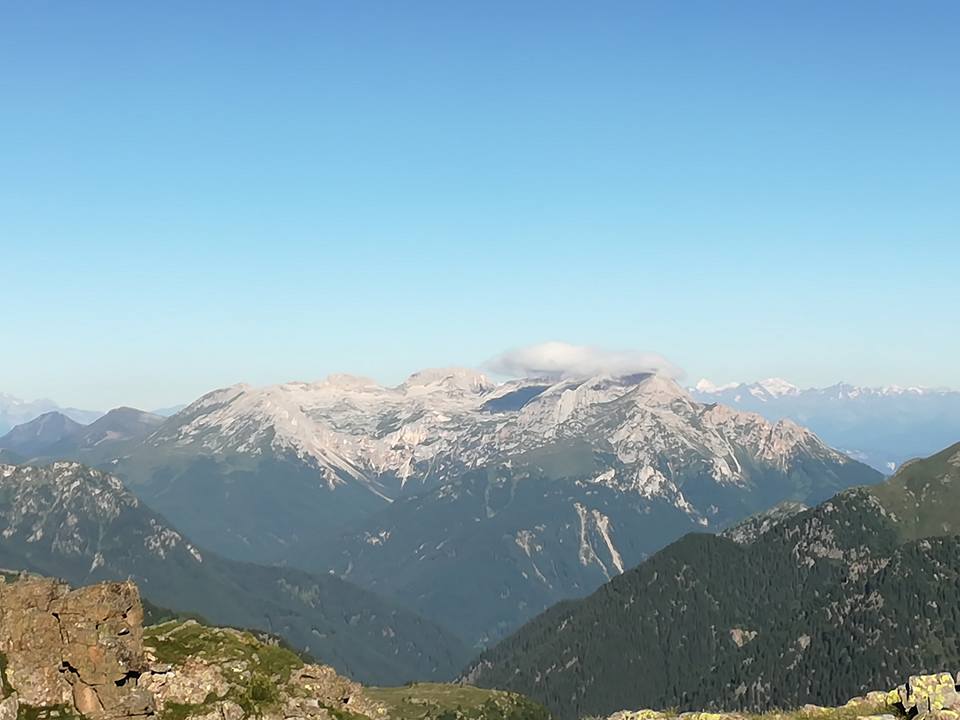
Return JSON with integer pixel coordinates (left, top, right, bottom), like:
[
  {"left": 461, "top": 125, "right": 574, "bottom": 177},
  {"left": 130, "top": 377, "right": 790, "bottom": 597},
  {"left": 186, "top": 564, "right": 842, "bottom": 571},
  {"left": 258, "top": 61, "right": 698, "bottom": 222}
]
[{"left": 465, "top": 443, "right": 960, "bottom": 720}]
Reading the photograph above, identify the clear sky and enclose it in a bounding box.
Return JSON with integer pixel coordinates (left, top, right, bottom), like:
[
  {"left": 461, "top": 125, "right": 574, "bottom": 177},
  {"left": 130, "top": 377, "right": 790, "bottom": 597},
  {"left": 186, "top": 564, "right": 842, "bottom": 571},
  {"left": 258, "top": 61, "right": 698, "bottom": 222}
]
[{"left": 2, "top": 1, "right": 958, "bottom": 410}]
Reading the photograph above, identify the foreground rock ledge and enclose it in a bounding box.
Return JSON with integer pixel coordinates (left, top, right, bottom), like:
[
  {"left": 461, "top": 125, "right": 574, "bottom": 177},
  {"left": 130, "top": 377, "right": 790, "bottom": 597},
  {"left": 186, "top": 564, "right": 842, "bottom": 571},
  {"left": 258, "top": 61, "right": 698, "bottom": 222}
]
[
  {"left": 0, "top": 574, "right": 384, "bottom": 720},
  {"left": 608, "top": 672, "right": 960, "bottom": 720}
]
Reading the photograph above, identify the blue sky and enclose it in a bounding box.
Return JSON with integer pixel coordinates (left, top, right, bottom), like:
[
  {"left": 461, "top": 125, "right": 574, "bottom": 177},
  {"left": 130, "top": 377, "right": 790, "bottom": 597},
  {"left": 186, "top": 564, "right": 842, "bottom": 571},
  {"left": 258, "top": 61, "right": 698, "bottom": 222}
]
[{"left": 2, "top": 1, "right": 958, "bottom": 409}]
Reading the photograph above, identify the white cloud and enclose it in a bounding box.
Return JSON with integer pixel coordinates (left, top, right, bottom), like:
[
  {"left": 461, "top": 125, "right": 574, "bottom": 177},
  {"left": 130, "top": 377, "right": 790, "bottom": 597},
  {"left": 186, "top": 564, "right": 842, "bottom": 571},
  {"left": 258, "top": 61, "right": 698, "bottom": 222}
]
[{"left": 485, "top": 341, "right": 683, "bottom": 380}]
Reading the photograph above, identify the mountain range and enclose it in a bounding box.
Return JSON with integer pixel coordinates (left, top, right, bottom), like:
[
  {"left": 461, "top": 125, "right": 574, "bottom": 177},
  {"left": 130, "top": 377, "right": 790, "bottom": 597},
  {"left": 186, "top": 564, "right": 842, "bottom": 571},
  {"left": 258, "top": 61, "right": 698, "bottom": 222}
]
[
  {"left": 464, "top": 441, "right": 960, "bottom": 719},
  {"left": 0, "top": 393, "right": 101, "bottom": 436},
  {"left": 1, "top": 367, "right": 957, "bottom": 711},
  {"left": 6, "top": 375, "right": 957, "bottom": 475},
  {"left": 0, "top": 393, "right": 186, "bottom": 438},
  {"left": 0, "top": 406, "right": 164, "bottom": 460},
  {"left": 691, "top": 378, "right": 960, "bottom": 471},
  {"left": 0, "top": 368, "right": 875, "bottom": 647}
]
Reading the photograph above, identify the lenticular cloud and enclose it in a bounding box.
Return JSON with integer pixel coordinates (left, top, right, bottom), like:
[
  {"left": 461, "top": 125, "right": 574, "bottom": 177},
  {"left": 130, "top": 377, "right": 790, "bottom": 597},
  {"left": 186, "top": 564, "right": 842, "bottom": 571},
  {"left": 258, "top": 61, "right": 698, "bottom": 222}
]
[{"left": 485, "top": 341, "right": 683, "bottom": 381}]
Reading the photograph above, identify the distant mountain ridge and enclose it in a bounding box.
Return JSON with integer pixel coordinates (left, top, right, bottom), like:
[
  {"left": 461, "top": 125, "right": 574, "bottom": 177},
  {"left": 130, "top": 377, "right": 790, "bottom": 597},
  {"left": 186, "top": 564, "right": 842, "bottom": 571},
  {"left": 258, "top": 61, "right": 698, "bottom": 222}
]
[
  {"left": 0, "top": 392, "right": 101, "bottom": 435},
  {"left": 0, "top": 406, "right": 163, "bottom": 461},
  {"left": 101, "top": 369, "right": 881, "bottom": 646},
  {"left": 0, "top": 410, "right": 85, "bottom": 456},
  {"left": 691, "top": 378, "right": 960, "bottom": 471},
  {"left": 465, "top": 441, "right": 960, "bottom": 719}
]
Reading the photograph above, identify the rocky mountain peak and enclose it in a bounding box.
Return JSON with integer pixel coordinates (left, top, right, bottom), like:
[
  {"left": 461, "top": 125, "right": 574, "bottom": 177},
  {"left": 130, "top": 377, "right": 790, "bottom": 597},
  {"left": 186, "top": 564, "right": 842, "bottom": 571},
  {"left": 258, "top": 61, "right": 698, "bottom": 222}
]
[
  {"left": 147, "top": 368, "right": 846, "bottom": 499},
  {"left": 754, "top": 377, "right": 801, "bottom": 397},
  {"left": 402, "top": 367, "right": 496, "bottom": 394},
  {"left": 0, "top": 412, "right": 84, "bottom": 456}
]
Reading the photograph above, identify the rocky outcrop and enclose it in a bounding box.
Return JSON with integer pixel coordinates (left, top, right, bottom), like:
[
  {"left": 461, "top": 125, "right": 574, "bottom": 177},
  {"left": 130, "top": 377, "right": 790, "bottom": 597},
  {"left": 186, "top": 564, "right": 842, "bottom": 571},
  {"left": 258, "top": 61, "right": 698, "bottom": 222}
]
[
  {"left": 140, "top": 620, "right": 385, "bottom": 720},
  {"left": 894, "top": 673, "right": 960, "bottom": 718},
  {"left": 0, "top": 574, "right": 151, "bottom": 720},
  {"left": 0, "top": 574, "right": 385, "bottom": 720}
]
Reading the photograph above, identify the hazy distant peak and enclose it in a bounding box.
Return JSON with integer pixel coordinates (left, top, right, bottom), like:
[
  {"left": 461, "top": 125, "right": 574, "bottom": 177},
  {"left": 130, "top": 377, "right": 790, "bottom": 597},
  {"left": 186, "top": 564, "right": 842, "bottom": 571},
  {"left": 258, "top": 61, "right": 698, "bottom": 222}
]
[{"left": 754, "top": 377, "right": 801, "bottom": 397}]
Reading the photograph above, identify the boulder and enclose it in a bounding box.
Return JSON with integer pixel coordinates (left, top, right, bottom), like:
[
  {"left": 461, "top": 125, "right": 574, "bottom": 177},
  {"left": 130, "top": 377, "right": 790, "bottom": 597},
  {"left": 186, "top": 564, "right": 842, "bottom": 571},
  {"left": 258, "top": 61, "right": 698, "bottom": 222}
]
[
  {"left": 0, "top": 575, "right": 151, "bottom": 720},
  {"left": 0, "top": 576, "right": 74, "bottom": 708},
  {"left": 897, "top": 673, "right": 959, "bottom": 715}
]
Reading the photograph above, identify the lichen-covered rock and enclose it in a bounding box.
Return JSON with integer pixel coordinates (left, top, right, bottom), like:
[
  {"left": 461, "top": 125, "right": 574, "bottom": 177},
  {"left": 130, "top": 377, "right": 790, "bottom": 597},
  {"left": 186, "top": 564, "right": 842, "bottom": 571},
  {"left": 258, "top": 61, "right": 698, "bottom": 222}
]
[
  {"left": 0, "top": 694, "right": 18, "bottom": 720},
  {"left": 897, "top": 673, "right": 959, "bottom": 715},
  {"left": 608, "top": 710, "right": 671, "bottom": 720}
]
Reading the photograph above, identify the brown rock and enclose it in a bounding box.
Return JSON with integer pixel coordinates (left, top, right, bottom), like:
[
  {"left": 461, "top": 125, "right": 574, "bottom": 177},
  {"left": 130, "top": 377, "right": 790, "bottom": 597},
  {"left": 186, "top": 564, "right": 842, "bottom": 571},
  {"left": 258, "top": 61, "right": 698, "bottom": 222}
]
[
  {"left": 0, "top": 576, "right": 76, "bottom": 708},
  {"left": 0, "top": 575, "right": 151, "bottom": 720}
]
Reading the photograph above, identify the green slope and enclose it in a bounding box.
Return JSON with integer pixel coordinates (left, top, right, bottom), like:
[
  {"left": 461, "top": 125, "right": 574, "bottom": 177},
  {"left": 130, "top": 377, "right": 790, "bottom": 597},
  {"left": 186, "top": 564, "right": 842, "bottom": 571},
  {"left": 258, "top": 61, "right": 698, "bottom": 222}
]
[
  {"left": 367, "top": 684, "right": 550, "bottom": 720},
  {"left": 869, "top": 441, "right": 960, "bottom": 540},
  {"left": 465, "top": 442, "right": 960, "bottom": 720}
]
